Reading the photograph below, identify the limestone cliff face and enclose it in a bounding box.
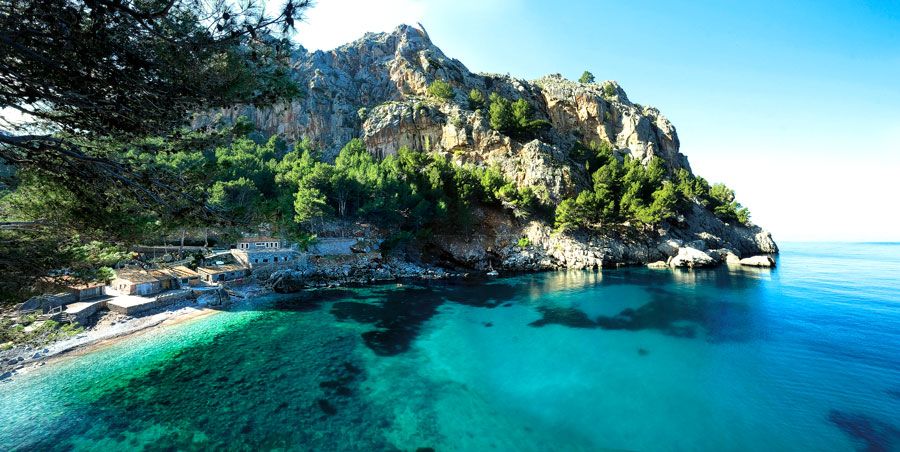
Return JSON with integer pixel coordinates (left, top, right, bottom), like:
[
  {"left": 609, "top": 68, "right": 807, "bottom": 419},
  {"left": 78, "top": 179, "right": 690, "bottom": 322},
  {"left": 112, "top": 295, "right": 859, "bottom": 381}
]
[
  {"left": 208, "top": 24, "right": 776, "bottom": 268},
  {"left": 207, "top": 25, "right": 686, "bottom": 191}
]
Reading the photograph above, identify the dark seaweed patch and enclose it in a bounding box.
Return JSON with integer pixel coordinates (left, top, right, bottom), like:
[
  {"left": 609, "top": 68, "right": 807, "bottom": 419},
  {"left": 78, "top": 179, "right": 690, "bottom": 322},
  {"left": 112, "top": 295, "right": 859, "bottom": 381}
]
[
  {"left": 273, "top": 288, "right": 356, "bottom": 312},
  {"left": 331, "top": 288, "right": 445, "bottom": 356},
  {"left": 317, "top": 398, "right": 337, "bottom": 416},
  {"left": 828, "top": 409, "right": 900, "bottom": 452},
  {"left": 529, "top": 306, "right": 596, "bottom": 328},
  {"left": 527, "top": 286, "right": 756, "bottom": 343}
]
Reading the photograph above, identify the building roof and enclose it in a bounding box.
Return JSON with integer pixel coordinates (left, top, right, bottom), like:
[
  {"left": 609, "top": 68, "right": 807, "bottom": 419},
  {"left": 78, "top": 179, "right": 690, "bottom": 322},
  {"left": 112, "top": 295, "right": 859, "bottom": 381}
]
[
  {"left": 147, "top": 268, "right": 179, "bottom": 280},
  {"left": 169, "top": 265, "right": 200, "bottom": 278},
  {"left": 69, "top": 281, "right": 106, "bottom": 290},
  {"left": 237, "top": 236, "right": 280, "bottom": 243},
  {"left": 113, "top": 268, "right": 159, "bottom": 284},
  {"left": 198, "top": 263, "right": 248, "bottom": 274}
]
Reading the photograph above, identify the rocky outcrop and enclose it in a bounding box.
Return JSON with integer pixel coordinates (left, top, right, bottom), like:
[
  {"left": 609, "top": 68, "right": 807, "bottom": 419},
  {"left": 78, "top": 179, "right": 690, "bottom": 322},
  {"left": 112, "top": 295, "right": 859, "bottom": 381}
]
[
  {"left": 205, "top": 24, "right": 776, "bottom": 272},
  {"left": 669, "top": 247, "right": 717, "bottom": 268},
  {"left": 267, "top": 253, "right": 467, "bottom": 292},
  {"left": 739, "top": 255, "right": 776, "bottom": 267},
  {"left": 201, "top": 24, "right": 690, "bottom": 173}
]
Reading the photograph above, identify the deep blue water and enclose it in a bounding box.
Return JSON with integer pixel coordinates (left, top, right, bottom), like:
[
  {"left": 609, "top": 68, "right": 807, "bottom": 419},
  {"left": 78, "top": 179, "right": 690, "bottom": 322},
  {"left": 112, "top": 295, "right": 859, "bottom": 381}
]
[{"left": 1, "top": 242, "right": 899, "bottom": 451}]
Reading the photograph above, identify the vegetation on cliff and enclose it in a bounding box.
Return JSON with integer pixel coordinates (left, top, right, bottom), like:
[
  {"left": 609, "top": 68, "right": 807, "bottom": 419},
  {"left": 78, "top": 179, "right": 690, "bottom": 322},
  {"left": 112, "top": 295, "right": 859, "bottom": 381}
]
[{"left": 555, "top": 141, "right": 750, "bottom": 231}]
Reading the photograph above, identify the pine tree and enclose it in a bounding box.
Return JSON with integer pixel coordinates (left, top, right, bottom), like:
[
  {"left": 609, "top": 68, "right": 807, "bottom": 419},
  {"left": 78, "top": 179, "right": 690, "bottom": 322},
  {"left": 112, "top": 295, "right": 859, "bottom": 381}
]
[{"left": 579, "top": 71, "right": 596, "bottom": 84}]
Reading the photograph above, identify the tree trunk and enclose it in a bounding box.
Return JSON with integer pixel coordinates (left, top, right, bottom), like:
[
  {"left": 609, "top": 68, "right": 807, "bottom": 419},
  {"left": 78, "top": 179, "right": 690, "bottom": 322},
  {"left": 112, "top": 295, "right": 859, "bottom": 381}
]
[{"left": 179, "top": 229, "right": 186, "bottom": 258}]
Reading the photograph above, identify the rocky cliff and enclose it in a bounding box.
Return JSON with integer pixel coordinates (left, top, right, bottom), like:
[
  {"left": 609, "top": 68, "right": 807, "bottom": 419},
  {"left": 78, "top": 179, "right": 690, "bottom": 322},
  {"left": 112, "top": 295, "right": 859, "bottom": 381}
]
[{"left": 209, "top": 24, "right": 776, "bottom": 272}]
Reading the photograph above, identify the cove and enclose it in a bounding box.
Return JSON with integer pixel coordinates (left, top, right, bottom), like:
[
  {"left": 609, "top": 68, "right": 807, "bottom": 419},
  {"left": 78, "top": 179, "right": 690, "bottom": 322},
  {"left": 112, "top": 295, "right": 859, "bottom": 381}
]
[{"left": 2, "top": 242, "right": 899, "bottom": 451}]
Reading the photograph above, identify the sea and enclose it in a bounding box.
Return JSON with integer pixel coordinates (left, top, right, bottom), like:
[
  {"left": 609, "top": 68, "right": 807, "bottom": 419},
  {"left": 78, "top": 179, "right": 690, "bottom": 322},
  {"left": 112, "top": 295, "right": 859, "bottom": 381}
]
[{"left": 1, "top": 242, "right": 898, "bottom": 451}]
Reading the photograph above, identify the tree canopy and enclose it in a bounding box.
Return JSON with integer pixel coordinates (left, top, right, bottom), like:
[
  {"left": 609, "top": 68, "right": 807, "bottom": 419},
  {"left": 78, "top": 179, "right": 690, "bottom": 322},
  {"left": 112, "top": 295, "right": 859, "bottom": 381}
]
[
  {"left": 487, "top": 93, "right": 551, "bottom": 140},
  {"left": 0, "top": 0, "right": 308, "bottom": 212},
  {"left": 556, "top": 141, "right": 751, "bottom": 231},
  {"left": 0, "top": 0, "right": 310, "bottom": 304}
]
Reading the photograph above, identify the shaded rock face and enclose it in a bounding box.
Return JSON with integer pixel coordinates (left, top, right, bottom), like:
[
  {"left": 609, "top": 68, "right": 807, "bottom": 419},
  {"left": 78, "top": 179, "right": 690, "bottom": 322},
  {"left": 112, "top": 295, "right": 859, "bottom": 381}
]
[{"left": 208, "top": 24, "right": 777, "bottom": 270}]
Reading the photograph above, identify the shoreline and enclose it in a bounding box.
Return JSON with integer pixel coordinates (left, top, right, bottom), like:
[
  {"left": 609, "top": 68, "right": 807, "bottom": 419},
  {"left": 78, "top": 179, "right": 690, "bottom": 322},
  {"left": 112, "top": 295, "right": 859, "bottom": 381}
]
[
  {"left": 0, "top": 298, "right": 226, "bottom": 382},
  {"left": 0, "top": 258, "right": 776, "bottom": 383}
]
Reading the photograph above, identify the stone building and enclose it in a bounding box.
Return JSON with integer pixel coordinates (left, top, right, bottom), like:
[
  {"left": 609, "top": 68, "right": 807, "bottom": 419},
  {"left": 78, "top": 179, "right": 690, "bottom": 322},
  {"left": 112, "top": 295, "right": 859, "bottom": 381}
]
[
  {"left": 197, "top": 264, "right": 250, "bottom": 283},
  {"left": 231, "top": 236, "right": 296, "bottom": 269},
  {"left": 109, "top": 268, "right": 165, "bottom": 296},
  {"left": 236, "top": 236, "right": 281, "bottom": 250}
]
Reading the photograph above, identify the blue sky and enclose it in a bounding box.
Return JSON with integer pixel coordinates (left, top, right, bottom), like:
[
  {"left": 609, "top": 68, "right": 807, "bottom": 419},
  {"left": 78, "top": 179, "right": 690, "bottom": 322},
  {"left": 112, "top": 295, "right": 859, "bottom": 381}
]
[{"left": 290, "top": 0, "right": 900, "bottom": 241}]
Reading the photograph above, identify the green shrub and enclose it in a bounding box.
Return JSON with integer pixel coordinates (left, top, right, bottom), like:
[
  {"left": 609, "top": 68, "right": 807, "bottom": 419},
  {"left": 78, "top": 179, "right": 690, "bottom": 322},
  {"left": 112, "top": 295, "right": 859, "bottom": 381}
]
[
  {"left": 357, "top": 107, "right": 368, "bottom": 121},
  {"left": 603, "top": 84, "right": 615, "bottom": 97},
  {"left": 488, "top": 93, "right": 551, "bottom": 139},
  {"left": 579, "top": 71, "right": 595, "bottom": 84},
  {"left": 428, "top": 80, "right": 454, "bottom": 100},
  {"left": 498, "top": 183, "right": 518, "bottom": 202},
  {"left": 516, "top": 187, "right": 538, "bottom": 210},
  {"left": 708, "top": 183, "right": 750, "bottom": 225},
  {"left": 468, "top": 89, "right": 485, "bottom": 110},
  {"left": 517, "top": 237, "right": 531, "bottom": 248}
]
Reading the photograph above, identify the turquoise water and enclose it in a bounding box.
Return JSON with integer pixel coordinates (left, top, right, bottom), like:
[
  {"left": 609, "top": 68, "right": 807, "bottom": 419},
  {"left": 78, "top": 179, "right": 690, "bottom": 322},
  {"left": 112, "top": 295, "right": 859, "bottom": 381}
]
[{"left": 2, "top": 243, "right": 899, "bottom": 451}]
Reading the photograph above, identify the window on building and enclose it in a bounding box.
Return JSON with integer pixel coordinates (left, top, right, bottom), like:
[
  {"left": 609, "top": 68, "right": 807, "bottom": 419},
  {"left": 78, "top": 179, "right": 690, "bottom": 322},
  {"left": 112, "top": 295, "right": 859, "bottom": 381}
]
[
  {"left": 263, "top": 259, "right": 268, "bottom": 263},
  {"left": 274, "top": 257, "right": 279, "bottom": 262}
]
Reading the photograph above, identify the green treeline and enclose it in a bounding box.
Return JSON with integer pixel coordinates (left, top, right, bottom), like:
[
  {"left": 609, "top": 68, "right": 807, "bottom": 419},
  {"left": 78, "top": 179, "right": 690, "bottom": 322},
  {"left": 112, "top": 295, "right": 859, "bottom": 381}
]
[
  {"left": 555, "top": 141, "right": 750, "bottom": 231},
  {"left": 96, "top": 117, "right": 542, "bottom": 241},
  {"left": 281, "top": 138, "right": 542, "bottom": 238}
]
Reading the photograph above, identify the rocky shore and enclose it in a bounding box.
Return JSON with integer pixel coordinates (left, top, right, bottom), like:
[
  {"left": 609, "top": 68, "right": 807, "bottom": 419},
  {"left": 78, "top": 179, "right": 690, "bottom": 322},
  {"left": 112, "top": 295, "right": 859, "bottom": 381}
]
[{"left": 1, "top": 242, "right": 776, "bottom": 383}]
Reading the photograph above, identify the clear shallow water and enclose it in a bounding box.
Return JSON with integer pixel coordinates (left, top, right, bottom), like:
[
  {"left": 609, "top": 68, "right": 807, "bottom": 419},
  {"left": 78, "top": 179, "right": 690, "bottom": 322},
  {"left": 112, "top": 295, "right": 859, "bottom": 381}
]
[{"left": 2, "top": 243, "right": 899, "bottom": 451}]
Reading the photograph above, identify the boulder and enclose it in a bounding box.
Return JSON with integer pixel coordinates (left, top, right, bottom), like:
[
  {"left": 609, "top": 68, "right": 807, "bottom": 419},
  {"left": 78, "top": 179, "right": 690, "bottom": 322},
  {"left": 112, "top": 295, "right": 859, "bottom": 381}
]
[
  {"left": 739, "top": 255, "right": 776, "bottom": 267},
  {"left": 669, "top": 247, "right": 716, "bottom": 268},
  {"left": 647, "top": 261, "right": 669, "bottom": 269},
  {"left": 269, "top": 270, "right": 305, "bottom": 293},
  {"left": 657, "top": 239, "right": 682, "bottom": 257},
  {"left": 724, "top": 251, "right": 742, "bottom": 264}
]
